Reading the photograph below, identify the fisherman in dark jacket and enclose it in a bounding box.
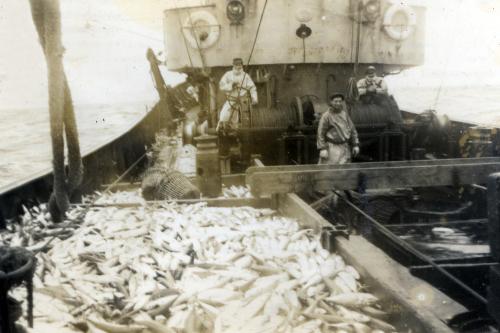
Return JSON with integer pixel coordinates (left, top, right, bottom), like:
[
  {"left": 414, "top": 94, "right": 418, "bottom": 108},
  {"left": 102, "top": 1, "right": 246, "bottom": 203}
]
[{"left": 317, "top": 93, "right": 360, "bottom": 164}]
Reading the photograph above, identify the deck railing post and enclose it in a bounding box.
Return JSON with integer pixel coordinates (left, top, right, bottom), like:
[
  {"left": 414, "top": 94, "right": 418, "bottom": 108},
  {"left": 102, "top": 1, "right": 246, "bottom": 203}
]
[{"left": 486, "top": 172, "right": 500, "bottom": 324}]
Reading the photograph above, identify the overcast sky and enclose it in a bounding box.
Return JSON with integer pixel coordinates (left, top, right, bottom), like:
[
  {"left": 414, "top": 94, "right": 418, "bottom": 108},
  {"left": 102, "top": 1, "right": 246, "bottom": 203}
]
[
  {"left": 0, "top": 0, "right": 169, "bottom": 109},
  {"left": 390, "top": 0, "right": 500, "bottom": 87},
  {"left": 1, "top": 0, "right": 499, "bottom": 109}
]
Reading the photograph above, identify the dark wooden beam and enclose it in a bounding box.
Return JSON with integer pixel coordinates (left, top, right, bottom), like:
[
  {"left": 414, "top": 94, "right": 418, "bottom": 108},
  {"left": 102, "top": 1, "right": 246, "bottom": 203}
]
[
  {"left": 276, "top": 192, "right": 464, "bottom": 331},
  {"left": 246, "top": 158, "right": 500, "bottom": 196},
  {"left": 247, "top": 157, "right": 500, "bottom": 173}
]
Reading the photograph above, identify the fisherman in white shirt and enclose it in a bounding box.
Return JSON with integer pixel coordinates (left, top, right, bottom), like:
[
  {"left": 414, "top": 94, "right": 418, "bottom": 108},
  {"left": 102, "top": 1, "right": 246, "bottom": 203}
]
[{"left": 217, "top": 58, "right": 258, "bottom": 131}]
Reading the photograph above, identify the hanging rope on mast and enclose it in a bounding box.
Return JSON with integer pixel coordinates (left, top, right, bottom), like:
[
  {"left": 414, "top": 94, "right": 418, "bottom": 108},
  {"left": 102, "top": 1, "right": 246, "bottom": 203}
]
[
  {"left": 353, "top": 0, "right": 363, "bottom": 78},
  {"left": 431, "top": 0, "right": 463, "bottom": 111},
  {"left": 246, "top": 0, "right": 268, "bottom": 68},
  {"left": 28, "top": 0, "right": 83, "bottom": 222},
  {"left": 175, "top": 11, "right": 195, "bottom": 69},
  {"left": 236, "top": 0, "right": 269, "bottom": 96},
  {"left": 346, "top": 0, "right": 363, "bottom": 105}
]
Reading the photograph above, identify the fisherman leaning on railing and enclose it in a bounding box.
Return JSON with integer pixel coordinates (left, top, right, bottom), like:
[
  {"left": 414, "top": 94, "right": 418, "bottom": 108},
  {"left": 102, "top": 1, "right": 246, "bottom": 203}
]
[{"left": 357, "top": 65, "right": 388, "bottom": 105}]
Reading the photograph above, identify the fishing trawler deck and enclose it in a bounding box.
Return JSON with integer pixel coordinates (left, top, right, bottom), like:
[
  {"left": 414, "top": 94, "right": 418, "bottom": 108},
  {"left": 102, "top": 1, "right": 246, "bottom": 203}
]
[{"left": 1, "top": 135, "right": 466, "bottom": 333}]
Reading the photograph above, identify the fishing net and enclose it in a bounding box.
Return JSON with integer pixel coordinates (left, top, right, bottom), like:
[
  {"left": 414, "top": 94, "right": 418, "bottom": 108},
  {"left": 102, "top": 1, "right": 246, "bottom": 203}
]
[{"left": 141, "top": 167, "right": 200, "bottom": 200}]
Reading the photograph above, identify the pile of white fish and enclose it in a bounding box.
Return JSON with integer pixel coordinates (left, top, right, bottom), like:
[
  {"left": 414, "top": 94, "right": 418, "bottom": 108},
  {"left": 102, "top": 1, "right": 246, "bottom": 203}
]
[
  {"left": 221, "top": 185, "right": 252, "bottom": 198},
  {"left": 2, "top": 190, "right": 397, "bottom": 333},
  {"left": 95, "top": 189, "right": 146, "bottom": 205},
  {"left": 0, "top": 204, "right": 87, "bottom": 251}
]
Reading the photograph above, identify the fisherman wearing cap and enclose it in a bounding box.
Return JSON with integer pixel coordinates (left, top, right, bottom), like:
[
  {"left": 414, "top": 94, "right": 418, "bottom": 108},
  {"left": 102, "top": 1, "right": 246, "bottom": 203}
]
[
  {"left": 357, "top": 65, "right": 388, "bottom": 104},
  {"left": 217, "top": 58, "right": 258, "bottom": 131},
  {"left": 317, "top": 93, "right": 360, "bottom": 164}
]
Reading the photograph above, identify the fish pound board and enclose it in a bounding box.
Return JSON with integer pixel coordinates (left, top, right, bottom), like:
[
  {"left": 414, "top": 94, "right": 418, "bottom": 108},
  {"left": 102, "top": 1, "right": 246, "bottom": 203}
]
[{"left": 1, "top": 187, "right": 465, "bottom": 333}]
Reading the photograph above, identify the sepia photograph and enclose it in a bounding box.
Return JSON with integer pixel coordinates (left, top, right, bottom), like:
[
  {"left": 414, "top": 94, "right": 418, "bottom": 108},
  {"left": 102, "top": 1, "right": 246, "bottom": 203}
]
[{"left": 1, "top": 0, "right": 500, "bottom": 332}]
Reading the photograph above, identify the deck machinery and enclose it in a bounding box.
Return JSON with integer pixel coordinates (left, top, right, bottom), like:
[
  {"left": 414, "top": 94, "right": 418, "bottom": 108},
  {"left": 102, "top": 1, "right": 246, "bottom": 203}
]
[
  {"left": 162, "top": 0, "right": 500, "bottom": 330},
  {"left": 164, "top": 0, "right": 427, "bottom": 165}
]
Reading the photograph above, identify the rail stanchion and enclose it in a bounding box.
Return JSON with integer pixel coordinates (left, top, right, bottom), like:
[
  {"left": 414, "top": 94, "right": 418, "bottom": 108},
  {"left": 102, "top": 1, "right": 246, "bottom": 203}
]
[{"left": 487, "top": 173, "right": 500, "bottom": 324}]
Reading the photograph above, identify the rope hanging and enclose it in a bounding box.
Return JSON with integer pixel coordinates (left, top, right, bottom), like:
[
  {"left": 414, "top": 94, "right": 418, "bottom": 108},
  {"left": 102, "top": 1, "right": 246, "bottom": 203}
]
[
  {"left": 346, "top": 0, "right": 363, "bottom": 105},
  {"left": 235, "top": 0, "right": 269, "bottom": 99},
  {"left": 28, "top": 0, "right": 83, "bottom": 222}
]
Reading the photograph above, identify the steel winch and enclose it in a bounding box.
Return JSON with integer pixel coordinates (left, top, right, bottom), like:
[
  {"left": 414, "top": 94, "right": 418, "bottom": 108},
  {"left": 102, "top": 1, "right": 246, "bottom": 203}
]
[{"left": 229, "top": 93, "right": 406, "bottom": 166}]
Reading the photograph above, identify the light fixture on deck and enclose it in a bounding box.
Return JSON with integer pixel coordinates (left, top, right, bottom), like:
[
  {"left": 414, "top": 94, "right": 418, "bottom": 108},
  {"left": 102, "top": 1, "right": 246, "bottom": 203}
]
[
  {"left": 350, "top": 0, "right": 380, "bottom": 23},
  {"left": 296, "top": 23, "right": 312, "bottom": 39},
  {"left": 363, "top": 0, "right": 380, "bottom": 22},
  {"left": 226, "top": 0, "right": 245, "bottom": 25}
]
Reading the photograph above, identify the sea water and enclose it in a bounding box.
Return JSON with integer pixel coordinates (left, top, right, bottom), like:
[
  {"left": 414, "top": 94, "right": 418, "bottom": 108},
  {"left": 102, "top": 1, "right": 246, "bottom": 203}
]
[{"left": 0, "top": 102, "right": 153, "bottom": 190}]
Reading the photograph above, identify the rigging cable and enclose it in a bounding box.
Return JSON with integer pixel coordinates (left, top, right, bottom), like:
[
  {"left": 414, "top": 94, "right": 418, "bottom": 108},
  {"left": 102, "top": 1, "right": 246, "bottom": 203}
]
[
  {"left": 353, "top": 0, "right": 363, "bottom": 77},
  {"left": 235, "top": 0, "right": 269, "bottom": 103},
  {"left": 224, "top": 0, "right": 269, "bottom": 126},
  {"left": 350, "top": 8, "right": 355, "bottom": 63},
  {"left": 246, "top": 0, "right": 269, "bottom": 68},
  {"left": 173, "top": 1, "right": 194, "bottom": 68},
  {"left": 181, "top": 0, "right": 208, "bottom": 72},
  {"left": 431, "top": 0, "right": 463, "bottom": 110},
  {"left": 347, "top": 1, "right": 363, "bottom": 104}
]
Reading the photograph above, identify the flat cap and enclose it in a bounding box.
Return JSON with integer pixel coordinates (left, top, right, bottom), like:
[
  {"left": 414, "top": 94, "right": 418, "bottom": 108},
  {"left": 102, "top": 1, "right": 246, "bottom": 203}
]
[
  {"left": 329, "top": 92, "right": 345, "bottom": 101},
  {"left": 366, "top": 65, "right": 376, "bottom": 74}
]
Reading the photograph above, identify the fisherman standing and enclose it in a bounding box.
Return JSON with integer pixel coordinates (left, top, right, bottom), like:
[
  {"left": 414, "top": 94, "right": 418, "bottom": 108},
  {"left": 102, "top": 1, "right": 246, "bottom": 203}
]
[
  {"left": 317, "top": 93, "right": 360, "bottom": 164},
  {"left": 217, "top": 58, "right": 258, "bottom": 131},
  {"left": 357, "top": 66, "right": 388, "bottom": 104}
]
